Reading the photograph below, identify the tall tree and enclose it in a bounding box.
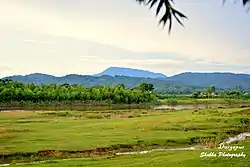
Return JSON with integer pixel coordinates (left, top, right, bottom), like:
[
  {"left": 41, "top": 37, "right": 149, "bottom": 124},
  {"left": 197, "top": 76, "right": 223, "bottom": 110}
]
[
  {"left": 137, "top": 83, "right": 154, "bottom": 92},
  {"left": 136, "top": 0, "right": 250, "bottom": 33},
  {"left": 211, "top": 85, "right": 216, "bottom": 93}
]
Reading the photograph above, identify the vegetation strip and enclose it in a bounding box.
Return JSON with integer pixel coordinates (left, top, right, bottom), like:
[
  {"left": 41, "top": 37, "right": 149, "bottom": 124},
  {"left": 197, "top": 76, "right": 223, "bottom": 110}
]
[
  {"left": 0, "top": 80, "right": 249, "bottom": 112},
  {"left": 1, "top": 131, "right": 250, "bottom": 166},
  {"left": 0, "top": 147, "right": 208, "bottom": 166},
  {"left": 1, "top": 132, "right": 250, "bottom": 165}
]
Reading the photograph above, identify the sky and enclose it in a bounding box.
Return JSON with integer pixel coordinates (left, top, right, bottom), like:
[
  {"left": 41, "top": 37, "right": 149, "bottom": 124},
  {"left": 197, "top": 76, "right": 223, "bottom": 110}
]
[{"left": 0, "top": 0, "right": 249, "bottom": 77}]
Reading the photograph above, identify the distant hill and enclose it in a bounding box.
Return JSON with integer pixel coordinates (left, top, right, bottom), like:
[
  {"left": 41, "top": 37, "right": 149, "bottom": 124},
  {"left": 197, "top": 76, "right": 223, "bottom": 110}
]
[
  {"left": 2, "top": 69, "right": 250, "bottom": 92},
  {"left": 168, "top": 72, "right": 250, "bottom": 89},
  {"left": 95, "top": 67, "right": 167, "bottom": 79},
  {"left": 8, "top": 73, "right": 58, "bottom": 85},
  {"left": 2, "top": 73, "right": 200, "bottom": 94},
  {"left": 2, "top": 73, "right": 176, "bottom": 88}
]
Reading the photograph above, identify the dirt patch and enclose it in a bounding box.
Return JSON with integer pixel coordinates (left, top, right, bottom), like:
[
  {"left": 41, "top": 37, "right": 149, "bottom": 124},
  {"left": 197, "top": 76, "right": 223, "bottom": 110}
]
[
  {"left": 0, "top": 144, "right": 135, "bottom": 163},
  {"left": 15, "top": 120, "right": 50, "bottom": 124},
  {"left": 36, "top": 147, "right": 115, "bottom": 156}
]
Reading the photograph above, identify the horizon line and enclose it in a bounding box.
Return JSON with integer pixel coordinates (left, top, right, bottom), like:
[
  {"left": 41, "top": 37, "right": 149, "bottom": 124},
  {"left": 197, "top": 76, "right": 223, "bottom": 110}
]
[{"left": 1, "top": 71, "right": 250, "bottom": 79}]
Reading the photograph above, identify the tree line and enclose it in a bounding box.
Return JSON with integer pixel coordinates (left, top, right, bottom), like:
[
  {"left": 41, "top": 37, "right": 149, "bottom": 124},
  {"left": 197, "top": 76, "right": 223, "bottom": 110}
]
[
  {"left": 191, "top": 85, "right": 250, "bottom": 99},
  {"left": 0, "top": 80, "right": 156, "bottom": 104},
  {"left": 0, "top": 80, "right": 249, "bottom": 106}
]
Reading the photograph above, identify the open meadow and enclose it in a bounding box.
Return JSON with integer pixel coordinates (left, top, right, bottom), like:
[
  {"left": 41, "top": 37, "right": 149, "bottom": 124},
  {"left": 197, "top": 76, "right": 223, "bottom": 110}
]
[
  {"left": 1, "top": 0, "right": 250, "bottom": 166},
  {"left": 1, "top": 105, "right": 250, "bottom": 166}
]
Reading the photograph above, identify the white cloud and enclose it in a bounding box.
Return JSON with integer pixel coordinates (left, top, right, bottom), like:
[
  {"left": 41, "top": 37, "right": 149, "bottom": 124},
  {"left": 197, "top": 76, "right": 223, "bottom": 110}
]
[
  {"left": 80, "top": 56, "right": 99, "bottom": 60},
  {"left": 23, "top": 39, "right": 38, "bottom": 43},
  {"left": 0, "top": 65, "right": 13, "bottom": 78},
  {"left": 0, "top": 0, "right": 249, "bottom": 77}
]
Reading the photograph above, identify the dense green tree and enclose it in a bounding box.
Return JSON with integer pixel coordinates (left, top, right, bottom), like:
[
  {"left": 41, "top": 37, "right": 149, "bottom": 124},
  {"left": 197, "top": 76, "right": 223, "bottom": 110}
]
[
  {"left": 0, "top": 81, "right": 157, "bottom": 104},
  {"left": 0, "top": 80, "right": 248, "bottom": 104},
  {"left": 211, "top": 85, "right": 216, "bottom": 93},
  {"left": 137, "top": 83, "right": 154, "bottom": 92},
  {"left": 192, "top": 91, "right": 200, "bottom": 99}
]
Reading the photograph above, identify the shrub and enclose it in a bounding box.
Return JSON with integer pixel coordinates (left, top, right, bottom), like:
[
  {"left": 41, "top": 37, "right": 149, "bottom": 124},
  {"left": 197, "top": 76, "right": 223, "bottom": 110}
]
[
  {"left": 167, "top": 99, "right": 178, "bottom": 106},
  {"left": 234, "top": 117, "right": 250, "bottom": 128},
  {"left": 85, "top": 114, "right": 104, "bottom": 119},
  {"left": 39, "top": 111, "right": 72, "bottom": 117},
  {"left": 239, "top": 118, "right": 250, "bottom": 125}
]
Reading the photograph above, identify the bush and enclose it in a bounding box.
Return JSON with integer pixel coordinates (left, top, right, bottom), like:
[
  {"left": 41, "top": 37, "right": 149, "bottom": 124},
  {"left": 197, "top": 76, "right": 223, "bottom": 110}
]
[
  {"left": 239, "top": 118, "right": 250, "bottom": 125},
  {"left": 57, "top": 111, "right": 72, "bottom": 116},
  {"left": 85, "top": 114, "right": 104, "bottom": 119},
  {"left": 39, "top": 111, "right": 72, "bottom": 117},
  {"left": 167, "top": 99, "right": 178, "bottom": 106},
  {"left": 193, "top": 109, "right": 225, "bottom": 116},
  {"left": 234, "top": 117, "right": 250, "bottom": 128}
]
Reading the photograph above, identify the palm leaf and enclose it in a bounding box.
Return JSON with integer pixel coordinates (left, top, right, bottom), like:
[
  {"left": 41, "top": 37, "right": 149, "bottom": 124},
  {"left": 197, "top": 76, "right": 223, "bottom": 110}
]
[{"left": 136, "top": 0, "right": 250, "bottom": 32}]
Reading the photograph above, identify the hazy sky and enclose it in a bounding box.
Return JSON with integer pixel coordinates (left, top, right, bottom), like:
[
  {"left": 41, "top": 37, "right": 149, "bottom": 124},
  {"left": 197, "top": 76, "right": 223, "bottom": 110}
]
[{"left": 0, "top": 0, "right": 249, "bottom": 77}]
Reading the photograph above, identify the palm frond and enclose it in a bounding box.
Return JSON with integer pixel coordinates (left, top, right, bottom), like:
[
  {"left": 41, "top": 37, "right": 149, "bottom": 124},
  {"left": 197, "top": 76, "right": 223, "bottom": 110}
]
[
  {"left": 137, "top": 0, "right": 250, "bottom": 33},
  {"left": 136, "top": 0, "right": 187, "bottom": 33}
]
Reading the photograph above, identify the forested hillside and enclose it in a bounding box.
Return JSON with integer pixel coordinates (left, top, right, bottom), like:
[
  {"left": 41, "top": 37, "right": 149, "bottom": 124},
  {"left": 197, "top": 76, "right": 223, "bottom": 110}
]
[
  {"left": 3, "top": 74, "right": 200, "bottom": 94},
  {"left": 3, "top": 70, "right": 250, "bottom": 93},
  {"left": 168, "top": 72, "right": 250, "bottom": 89}
]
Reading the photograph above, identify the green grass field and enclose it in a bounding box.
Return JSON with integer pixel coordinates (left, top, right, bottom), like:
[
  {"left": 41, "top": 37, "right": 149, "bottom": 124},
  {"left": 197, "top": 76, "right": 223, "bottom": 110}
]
[
  {"left": 1, "top": 106, "right": 250, "bottom": 166},
  {"left": 9, "top": 143, "right": 250, "bottom": 167}
]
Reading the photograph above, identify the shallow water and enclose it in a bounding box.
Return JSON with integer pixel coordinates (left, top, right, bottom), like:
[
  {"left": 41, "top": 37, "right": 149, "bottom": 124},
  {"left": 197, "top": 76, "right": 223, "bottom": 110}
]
[
  {"left": 154, "top": 104, "right": 220, "bottom": 110},
  {"left": 225, "top": 132, "right": 250, "bottom": 144},
  {"left": 115, "top": 147, "right": 199, "bottom": 155}
]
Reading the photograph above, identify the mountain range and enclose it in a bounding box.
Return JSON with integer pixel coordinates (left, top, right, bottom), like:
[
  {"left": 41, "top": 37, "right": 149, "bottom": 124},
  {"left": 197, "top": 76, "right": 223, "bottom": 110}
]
[{"left": 2, "top": 67, "right": 250, "bottom": 91}]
